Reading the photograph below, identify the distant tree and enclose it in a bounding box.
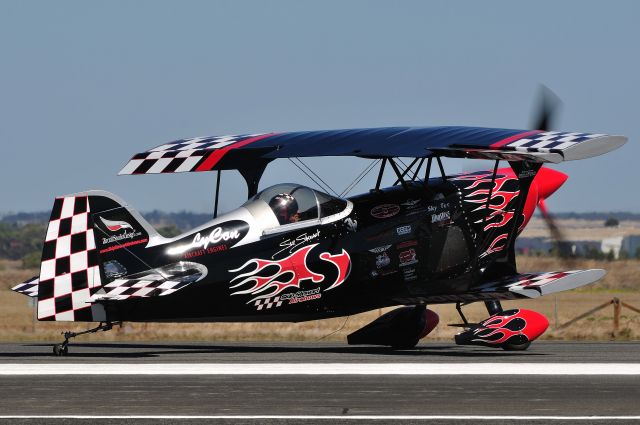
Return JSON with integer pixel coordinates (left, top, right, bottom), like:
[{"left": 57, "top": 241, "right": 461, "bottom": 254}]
[
  {"left": 604, "top": 217, "right": 619, "bottom": 227},
  {"left": 635, "top": 247, "right": 640, "bottom": 259},
  {"left": 606, "top": 249, "right": 615, "bottom": 261},
  {"left": 585, "top": 247, "right": 605, "bottom": 260},
  {"left": 21, "top": 251, "right": 41, "bottom": 269},
  {"left": 619, "top": 249, "right": 630, "bottom": 260},
  {"left": 157, "top": 225, "right": 182, "bottom": 238}
]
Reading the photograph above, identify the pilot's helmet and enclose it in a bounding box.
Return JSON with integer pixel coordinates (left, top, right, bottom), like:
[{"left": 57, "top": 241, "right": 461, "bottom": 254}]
[{"left": 269, "top": 193, "right": 299, "bottom": 224}]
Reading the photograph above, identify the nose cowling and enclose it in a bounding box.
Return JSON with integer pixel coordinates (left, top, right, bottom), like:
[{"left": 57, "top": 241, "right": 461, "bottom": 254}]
[{"left": 533, "top": 167, "right": 568, "bottom": 201}]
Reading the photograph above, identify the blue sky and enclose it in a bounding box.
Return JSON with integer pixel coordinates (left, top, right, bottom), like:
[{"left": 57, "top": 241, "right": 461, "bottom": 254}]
[{"left": 1, "top": 1, "right": 638, "bottom": 214}]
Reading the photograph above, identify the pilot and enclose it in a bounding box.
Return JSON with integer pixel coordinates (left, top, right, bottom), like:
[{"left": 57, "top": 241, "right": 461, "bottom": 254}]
[{"left": 269, "top": 193, "right": 300, "bottom": 225}]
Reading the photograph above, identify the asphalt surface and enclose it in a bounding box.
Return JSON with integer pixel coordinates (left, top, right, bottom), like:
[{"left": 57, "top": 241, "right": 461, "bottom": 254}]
[
  {"left": 0, "top": 340, "right": 638, "bottom": 363},
  {"left": 0, "top": 342, "right": 638, "bottom": 424}
]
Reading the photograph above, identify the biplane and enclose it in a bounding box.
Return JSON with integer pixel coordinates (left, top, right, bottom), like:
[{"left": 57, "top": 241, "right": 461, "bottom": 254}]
[{"left": 12, "top": 123, "right": 626, "bottom": 355}]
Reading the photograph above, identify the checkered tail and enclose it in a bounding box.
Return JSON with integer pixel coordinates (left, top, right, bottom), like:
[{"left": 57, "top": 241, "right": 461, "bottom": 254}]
[{"left": 36, "top": 195, "right": 106, "bottom": 321}]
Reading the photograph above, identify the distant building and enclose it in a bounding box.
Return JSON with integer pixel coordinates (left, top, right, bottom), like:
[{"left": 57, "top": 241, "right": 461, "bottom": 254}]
[{"left": 517, "top": 236, "right": 640, "bottom": 259}]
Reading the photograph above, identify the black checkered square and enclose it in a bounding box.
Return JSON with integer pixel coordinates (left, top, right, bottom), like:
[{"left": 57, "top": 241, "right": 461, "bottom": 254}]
[{"left": 37, "top": 195, "right": 102, "bottom": 321}]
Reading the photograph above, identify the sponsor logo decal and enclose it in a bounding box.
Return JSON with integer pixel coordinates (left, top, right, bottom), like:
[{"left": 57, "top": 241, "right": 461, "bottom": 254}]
[
  {"left": 398, "top": 248, "right": 418, "bottom": 266},
  {"left": 273, "top": 230, "right": 320, "bottom": 259},
  {"left": 518, "top": 169, "right": 537, "bottom": 179},
  {"left": 100, "top": 238, "right": 147, "bottom": 253},
  {"left": 431, "top": 211, "right": 451, "bottom": 224},
  {"left": 252, "top": 288, "right": 323, "bottom": 310},
  {"left": 100, "top": 217, "right": 133, "bottom": 232},
  {"left": 396, "top": 240, "right": 417, "bottom": 249},
  {"left": 401, "top": 199, "right": 421, "bottom": 208},
  {"left": 229, "top": 243, "right": 351, "bottom": 304},
  {"left": 401, "top": 266, "right": 418, "bottom": 281},
  {"left": 370, "top": 204, "right": 400, "bottom": 219},
  {"left": 368, "top": 245, "right": 395, "bottom": 278},
  {"left": 166, "top": 220, "right": 249, "bottom": 258},
  {"left": 396, "top": 225, "right": 411, "bottom": 236},
  {"left": 375, "top": 251, "right": 390, "bottom": 269},
  {"left": 368, "top": 244, "right": 392, "bottom": 254},
  {"left": 281, "top": 287, "right": 322, "bottom": 304},
  {"left": 98, "top": 216, "right": 146, "bottom": 253}
]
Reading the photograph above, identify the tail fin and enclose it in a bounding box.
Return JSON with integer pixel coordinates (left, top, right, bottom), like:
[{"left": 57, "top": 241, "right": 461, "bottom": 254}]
[{"left": 36, "top": 191, "right": 158, "bottom": 321}]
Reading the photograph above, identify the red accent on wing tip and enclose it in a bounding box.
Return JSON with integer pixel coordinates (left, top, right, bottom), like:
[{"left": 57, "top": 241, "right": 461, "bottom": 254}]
[
  {"left": 195, "top": 133, "right": 277, "bottom": 172},
  {"left": 490, "top": 130, "right": 544, "bottom": 148}
]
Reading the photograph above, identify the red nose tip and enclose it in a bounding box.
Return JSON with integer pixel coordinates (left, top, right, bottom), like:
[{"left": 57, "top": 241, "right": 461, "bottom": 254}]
[{"left": 534, "top": 167, "right": 568, "bottom": 201}]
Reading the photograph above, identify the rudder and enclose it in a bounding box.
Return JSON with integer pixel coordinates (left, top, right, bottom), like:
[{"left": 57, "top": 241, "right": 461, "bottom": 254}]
[{"left": 36, "top": 191, "right": 159, "bottom": 321}]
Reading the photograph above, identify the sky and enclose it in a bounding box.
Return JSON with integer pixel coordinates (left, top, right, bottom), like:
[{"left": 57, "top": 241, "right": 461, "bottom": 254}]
[{"left": 1, "top": 0, "right": 638, "bottom": 215}]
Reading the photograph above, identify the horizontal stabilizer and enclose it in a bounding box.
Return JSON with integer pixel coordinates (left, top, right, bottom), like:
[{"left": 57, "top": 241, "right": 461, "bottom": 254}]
[
  {"left": 89, "top": 261, "right": 207, "bottom": 302},
  {"left": 12, "top": 276, "right": 39, "bottom": 298}
]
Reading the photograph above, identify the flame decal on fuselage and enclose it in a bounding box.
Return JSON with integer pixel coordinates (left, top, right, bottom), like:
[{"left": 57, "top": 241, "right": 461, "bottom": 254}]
[
  {"left": 229, "top": 243, "right": 351, "bottom": 303},
  {"left": 451, "top": 171, "right": 521, "bottom": 257}
]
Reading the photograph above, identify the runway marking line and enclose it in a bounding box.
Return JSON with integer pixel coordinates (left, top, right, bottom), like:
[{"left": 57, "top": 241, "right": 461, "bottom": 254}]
[
  {"left": 1, "top": 363, "right": 640, "bottom": 375},
  {"left": 0, "top": 416, "right": 639, "bottom": 421}
]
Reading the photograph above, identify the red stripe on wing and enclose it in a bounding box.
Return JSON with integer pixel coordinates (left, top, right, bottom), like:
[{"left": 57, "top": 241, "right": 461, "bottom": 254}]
[
  {"left": 195, "top": 133, "right": 277, "bottom": 171},
  {"left": 490, "top": 130, "right": 543, "bottom": 148}
]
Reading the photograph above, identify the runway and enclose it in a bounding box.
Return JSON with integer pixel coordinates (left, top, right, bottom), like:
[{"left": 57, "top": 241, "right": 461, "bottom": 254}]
[{"left": 0, "top": 341, "right": 638, "bottom": 423}]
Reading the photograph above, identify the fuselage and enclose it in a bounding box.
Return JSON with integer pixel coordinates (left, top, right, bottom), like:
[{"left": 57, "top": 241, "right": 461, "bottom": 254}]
[{"left": 101, "top": 167, "right": 566, "bottom": 323}]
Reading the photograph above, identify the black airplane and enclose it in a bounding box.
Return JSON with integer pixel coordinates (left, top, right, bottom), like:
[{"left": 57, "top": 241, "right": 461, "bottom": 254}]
[{"left": 12, "top": 125, "right": 626, "bottom": 355}]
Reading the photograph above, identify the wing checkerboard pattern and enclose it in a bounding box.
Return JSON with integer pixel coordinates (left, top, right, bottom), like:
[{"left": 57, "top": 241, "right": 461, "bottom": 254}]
[
  {"left": 500, "top": 131, "right": 605, "bottom": 153},
  {"left": 119, "top": 133, "right": 272, "bottom": 175},
  {"left": 485, "top": 271, "right": 572, "bottom": 292},
  {"left": 37, "top": 196, "right": 104, "bottom": 321}
]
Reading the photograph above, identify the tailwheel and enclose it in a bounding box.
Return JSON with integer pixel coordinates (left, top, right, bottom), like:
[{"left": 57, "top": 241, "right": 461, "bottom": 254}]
[{"left": 51, "top": 322, "right": 119, "bottom": 357}]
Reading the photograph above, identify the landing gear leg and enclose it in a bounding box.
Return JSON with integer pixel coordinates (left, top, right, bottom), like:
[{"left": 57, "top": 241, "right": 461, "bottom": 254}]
[
  {"left": 455, "top": 302, "right": 470, "bottom": 325},
  {"left": 53, "top": 322, "right": 119, "bottom": 356},
  {"left": 484, "top": 300, "right": 503, "bottom": 315}
]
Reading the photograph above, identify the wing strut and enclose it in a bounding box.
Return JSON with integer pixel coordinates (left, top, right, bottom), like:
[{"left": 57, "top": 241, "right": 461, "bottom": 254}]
[
  {"left": 238, "top": 160, "right": 271, "bottom": 199},
  {"left": 374, "top": 158, "right": 387, "bottom": 191},
  {"left": 213, "top": 170, "right": 221, "bottom": 218},
  {"left": 388, "top": 159, "right": 409, "bottom": 190}
]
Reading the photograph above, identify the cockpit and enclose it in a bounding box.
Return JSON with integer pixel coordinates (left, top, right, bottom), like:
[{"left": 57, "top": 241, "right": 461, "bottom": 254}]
[{"left": 242, "top": 183, "right": 352, "bottom": 233}]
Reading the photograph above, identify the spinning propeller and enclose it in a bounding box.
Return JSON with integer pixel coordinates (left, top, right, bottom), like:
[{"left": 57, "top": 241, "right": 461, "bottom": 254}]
[{"left": 530, "top": 85, "right": 569, "bottom": 256}]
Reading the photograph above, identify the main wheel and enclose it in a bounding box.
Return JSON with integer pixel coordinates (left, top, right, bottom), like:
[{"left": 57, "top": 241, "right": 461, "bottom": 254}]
[
  {"left": 52, "top": 344, "right": 68, "bottom": 356},
  {"left": 501, "top": 341, "right": 531, "bottom": 351}
]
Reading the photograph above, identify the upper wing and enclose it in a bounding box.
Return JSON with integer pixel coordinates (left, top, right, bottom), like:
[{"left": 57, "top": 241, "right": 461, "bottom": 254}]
[{"left": 119, "top": 127, "right": 627, "bottom": 175}]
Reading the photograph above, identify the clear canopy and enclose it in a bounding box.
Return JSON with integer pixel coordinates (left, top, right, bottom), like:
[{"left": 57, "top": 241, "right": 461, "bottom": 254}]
[{"left": 244, "top": 183, "right": 348, "bottom": 226}]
